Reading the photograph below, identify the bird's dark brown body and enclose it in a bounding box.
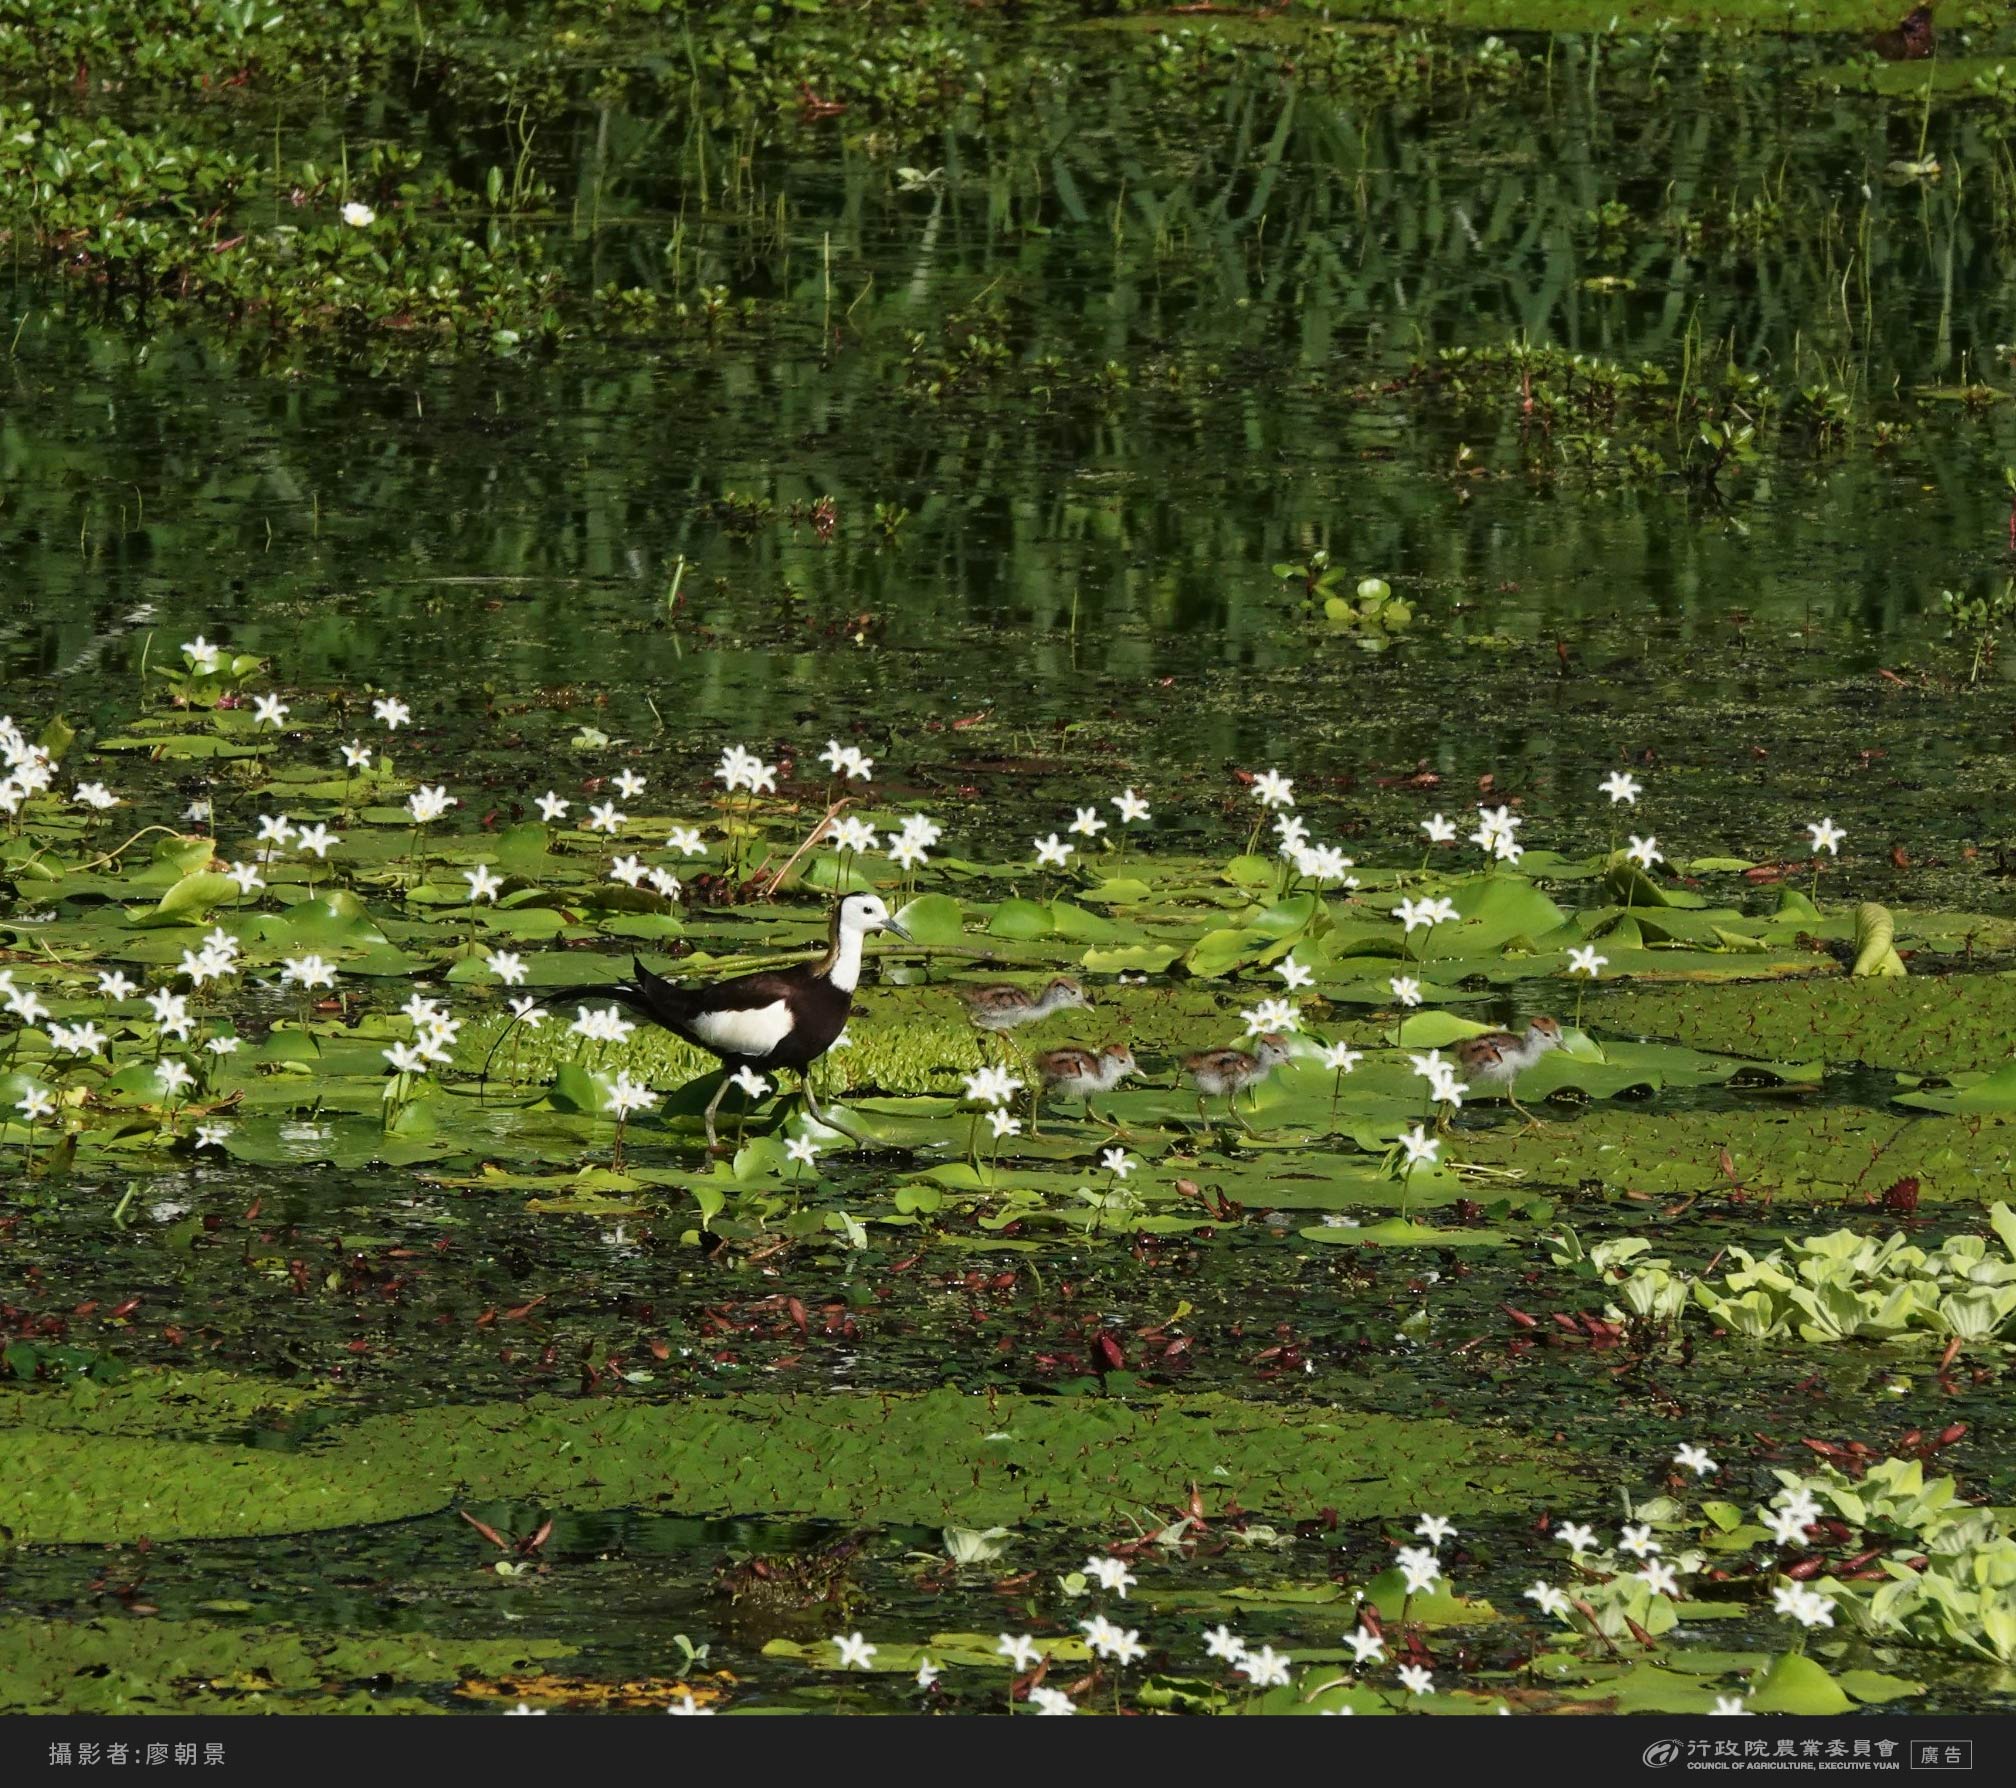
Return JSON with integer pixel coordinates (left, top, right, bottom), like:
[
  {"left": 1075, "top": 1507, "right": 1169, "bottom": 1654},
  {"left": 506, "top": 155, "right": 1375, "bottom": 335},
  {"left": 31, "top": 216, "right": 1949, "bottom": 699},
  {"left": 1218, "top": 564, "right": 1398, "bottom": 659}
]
[
  {"left": 542, "top": 893, "right": 908, "bottom": 1144},
  {"left": 1874, "top": 5, "right": 1935, "bottom": 60},
  {"left": 620, "top": 955, "right": 849, "bottom": 1073}
]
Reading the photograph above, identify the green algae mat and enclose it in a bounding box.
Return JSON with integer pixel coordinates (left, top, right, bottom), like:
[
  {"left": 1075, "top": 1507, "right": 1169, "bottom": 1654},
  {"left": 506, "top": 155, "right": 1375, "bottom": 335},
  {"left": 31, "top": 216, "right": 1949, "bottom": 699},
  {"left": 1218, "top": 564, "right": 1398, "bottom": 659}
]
[{"left": 0, "top": 1382, "right": 1568, "bottom": 1545}]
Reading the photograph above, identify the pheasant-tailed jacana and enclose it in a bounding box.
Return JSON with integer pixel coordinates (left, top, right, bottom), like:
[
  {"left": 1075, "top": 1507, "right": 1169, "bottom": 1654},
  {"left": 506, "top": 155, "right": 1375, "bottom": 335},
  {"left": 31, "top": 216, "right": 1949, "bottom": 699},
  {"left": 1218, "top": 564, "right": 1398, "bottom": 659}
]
[
  {"left": 958, "top": 977, "right": 1090, "bottom": 1032},
  {"left": 1453, "top": 1016, "right": 1563, "bottom": 1128},
  {"left": 1873, "top": 4, "right": 1934, "bottom": 60},
  {"left": 1184, "top": 1033, "right": 1292, "bottom": 1134},
  {"left": 557, "top": 893, "right": 909, "bottom": 1146},
  {"left": 1030, "top": 1041, "right": 1138, "bottom": 1135}
]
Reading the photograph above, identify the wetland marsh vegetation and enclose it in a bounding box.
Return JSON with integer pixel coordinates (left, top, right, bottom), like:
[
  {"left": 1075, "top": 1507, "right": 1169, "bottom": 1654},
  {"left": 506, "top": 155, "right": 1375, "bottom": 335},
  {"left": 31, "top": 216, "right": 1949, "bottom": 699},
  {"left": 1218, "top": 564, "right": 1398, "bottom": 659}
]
[{"left": 2, "top": 0, "right": 2016, "bottom": 1722}]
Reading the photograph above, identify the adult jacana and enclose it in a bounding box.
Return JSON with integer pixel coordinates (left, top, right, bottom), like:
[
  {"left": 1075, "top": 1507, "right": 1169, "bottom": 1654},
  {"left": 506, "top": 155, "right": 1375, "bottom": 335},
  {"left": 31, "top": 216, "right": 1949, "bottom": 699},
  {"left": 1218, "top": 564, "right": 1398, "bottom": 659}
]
[{"left": 570, "top": 892, "right": 909, "bottom": 1146}]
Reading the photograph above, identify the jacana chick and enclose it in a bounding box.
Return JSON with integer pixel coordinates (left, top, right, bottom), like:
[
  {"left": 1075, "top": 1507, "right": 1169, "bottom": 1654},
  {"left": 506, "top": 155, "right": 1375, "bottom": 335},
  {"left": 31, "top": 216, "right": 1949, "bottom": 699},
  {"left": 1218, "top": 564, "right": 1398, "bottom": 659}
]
[
  {"left": 1030, "top": 1042, "right": 1138, "bottom": 1136},
  {"left": 959, "top": 977, "right": 1090, "bottom": 1032},
  {"left": 1453, "top": 1016, "right": 1563, "bottom": 1128},
  {"left": 1183, "top": 1033, "right": 1293, "bottom": 1135}
]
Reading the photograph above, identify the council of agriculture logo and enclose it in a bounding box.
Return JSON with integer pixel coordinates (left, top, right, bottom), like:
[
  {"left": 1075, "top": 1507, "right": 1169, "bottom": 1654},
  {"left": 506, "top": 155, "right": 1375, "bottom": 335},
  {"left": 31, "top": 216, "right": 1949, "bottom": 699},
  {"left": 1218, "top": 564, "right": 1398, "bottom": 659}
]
[{"left": 1643, "top": 1741, "right": 1683, "bottom": 1769}]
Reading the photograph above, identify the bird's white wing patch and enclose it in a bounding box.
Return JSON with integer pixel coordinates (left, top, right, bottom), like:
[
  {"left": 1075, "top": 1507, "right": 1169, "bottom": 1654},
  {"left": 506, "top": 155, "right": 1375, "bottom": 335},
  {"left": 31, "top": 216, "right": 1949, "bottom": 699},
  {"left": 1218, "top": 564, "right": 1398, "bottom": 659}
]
[{"left": 687, "top": 1000, "right": 794, "bottom": 1059}]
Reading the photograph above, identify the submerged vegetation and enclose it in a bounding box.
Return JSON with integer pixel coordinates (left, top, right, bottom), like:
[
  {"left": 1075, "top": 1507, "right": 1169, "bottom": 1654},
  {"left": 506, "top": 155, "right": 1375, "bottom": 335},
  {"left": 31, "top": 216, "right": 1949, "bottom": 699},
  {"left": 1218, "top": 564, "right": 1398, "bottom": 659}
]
[{"left": 2, "top": 0, "right": 2015, "bottom": 1724}]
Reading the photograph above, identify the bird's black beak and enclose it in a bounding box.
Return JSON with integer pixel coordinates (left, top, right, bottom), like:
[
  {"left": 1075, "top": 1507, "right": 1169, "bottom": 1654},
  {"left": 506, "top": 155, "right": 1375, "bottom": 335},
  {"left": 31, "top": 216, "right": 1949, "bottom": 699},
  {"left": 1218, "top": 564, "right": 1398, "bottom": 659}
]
[{"left": 881, "top": 917, "right": 912, "bottom": 942}]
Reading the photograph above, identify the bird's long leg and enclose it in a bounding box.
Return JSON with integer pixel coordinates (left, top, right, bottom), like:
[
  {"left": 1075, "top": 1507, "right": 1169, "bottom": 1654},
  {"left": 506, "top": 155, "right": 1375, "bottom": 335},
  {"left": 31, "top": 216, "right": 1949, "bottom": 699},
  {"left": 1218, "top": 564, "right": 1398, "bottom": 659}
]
[
  {"left": 702, "top": 1076, "right": 732, "bottom": 1150},
  {"left": 800, "top": 1071, "right": 869, "bottom": 1147},
  {"left": 1229, "top": 1091, "right": 1249, "bottom": 1136},
  {"left": 1237, "top": 1078, "right": 1277, "bottom": 1140},
  {"left": 1090, "top": 1097, "right": 1131, "bottom": 1142},
  {"left": 1028, "top": 1081, "right": 1044, "bottom": 1138},
  {"left": 1508, "top": 1088, "right": 1555, "bottom": 1132}
]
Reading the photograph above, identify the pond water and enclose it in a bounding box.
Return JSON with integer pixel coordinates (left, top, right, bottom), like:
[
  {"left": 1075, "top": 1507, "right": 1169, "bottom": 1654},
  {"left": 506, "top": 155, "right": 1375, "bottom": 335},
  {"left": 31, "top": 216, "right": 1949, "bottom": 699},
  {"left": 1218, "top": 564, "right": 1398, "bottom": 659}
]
[{"left": 1, "top": 4, "right": 2014, "bottom": 1719}]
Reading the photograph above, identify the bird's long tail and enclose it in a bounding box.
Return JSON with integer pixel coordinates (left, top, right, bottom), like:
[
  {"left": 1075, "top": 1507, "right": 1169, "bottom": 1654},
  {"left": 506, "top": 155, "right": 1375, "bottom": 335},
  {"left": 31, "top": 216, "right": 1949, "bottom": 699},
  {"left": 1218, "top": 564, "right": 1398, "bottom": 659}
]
[{"left": 476, "top": 960, "right": 688, "bottom": 1087}]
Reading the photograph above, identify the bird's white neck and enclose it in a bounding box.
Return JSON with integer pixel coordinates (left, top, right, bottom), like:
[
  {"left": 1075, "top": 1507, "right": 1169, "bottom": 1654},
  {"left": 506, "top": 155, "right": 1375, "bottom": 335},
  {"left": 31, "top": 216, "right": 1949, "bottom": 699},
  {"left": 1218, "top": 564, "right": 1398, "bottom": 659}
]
[
  {"left": 1504, "top": 1031, "right": 1554, "bottom": 1072},
  {"left": 826, "top": 922, "right": 865, "bottom": 993}
]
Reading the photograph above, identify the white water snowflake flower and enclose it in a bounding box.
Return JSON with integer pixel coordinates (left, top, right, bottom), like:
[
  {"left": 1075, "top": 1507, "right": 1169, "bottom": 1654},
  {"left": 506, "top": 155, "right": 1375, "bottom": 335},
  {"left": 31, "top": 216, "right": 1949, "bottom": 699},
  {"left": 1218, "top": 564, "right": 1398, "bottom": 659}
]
[
  {"left": 1203, "top": 1626, "right": 1248, "bottom": 1664},
  {"left": 1249, "top": 769, "right": 1294, "bottom": 809},
  {"left": 1237, "top": 1645, "right": 1292, "bottom": 1688},
  {"left": 1083, "top": 1556, "right": 1137, "bottom": 1597},
  {"left": 280, "top": 956, "right": 336, "bottom": 991},
  {"left": 996, "top": 1633, "right": 1041, "bottom": 1672},
  {"left": 16, "top": 1086, "right": 54, "bottom": 1123},
  {"left": 1398, "top": 1126, "right": 1439, "bottom": 1168},
  {"left": 1638, "top": 1560, "right": 1681, "bottom": 1598},
  {"left": 1240, "top": 997, "right": 1300, "bottom": 1036},
  {"left": 408, "top": 785, "right": 456, "bottom": 824},
  {"left": 962, "top": 1065, "right": 1024, "bottom": 1108},
  {"left": 1524, "top": 1581, "right": 1572, "bottom": 1618},
  {"left": 1274, "top": 955, "right": 1314, "bottom": 991},
  {"left": 1413, "top": 1513, "right": 1457, "bottom": 1548},
  {"left": 605, "top": 1072, "right": 656, "bottom": 1120},
  {"left": 829, "top": 815, "right": 878, "bottom": 854}
]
